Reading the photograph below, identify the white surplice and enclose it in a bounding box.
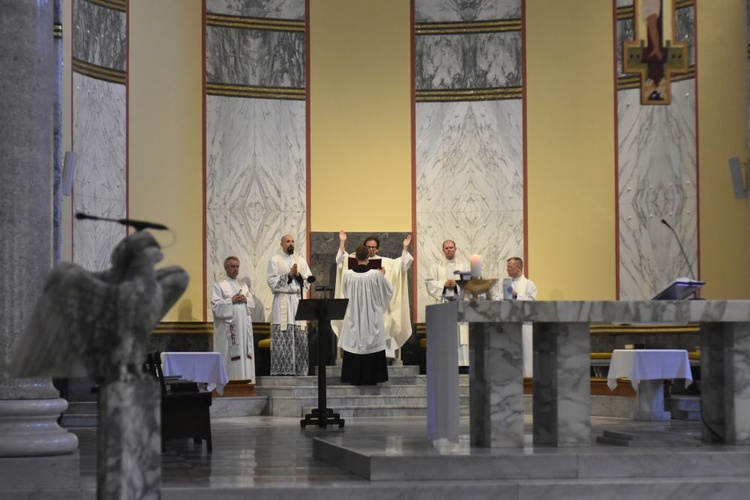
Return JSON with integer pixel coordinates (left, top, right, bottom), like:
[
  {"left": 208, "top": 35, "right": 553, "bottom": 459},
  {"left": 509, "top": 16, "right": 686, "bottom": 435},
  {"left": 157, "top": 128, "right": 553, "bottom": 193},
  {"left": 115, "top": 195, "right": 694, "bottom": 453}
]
[
  {"left": 211, "top": 278, "right": 256, "bottom": 381},
  {"left": 267, "top": 251, "right": 311, "bottom": 375},
  {"left": 334, "top": 249, "right": 412, "bottom": 357},
  {"left": 425, "top": 256, "right": 470, "bottom": 366},
  {"left": 339, "top": 268, "right": 393, "bottom": 355},
  {"left": 267, "top": 251, "right": 311, "bottom": 329}
]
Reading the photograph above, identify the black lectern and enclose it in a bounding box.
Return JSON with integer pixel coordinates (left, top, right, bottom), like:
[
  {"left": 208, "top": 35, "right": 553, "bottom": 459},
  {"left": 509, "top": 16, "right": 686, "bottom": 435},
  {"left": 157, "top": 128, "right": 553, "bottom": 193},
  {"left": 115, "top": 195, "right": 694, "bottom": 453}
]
[{"left": 296, "top": 298, "right": 348, "bottom": 428}]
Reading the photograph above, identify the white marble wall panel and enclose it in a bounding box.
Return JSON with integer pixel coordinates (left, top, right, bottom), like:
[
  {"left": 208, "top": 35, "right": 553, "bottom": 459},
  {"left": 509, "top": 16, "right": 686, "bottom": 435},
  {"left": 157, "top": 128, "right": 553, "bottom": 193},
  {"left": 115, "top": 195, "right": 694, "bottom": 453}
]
[
  {"left": 747, "top": 0, "right": 750, "bottom": 153},
  {"left": 615, "top": 19, "right": 635, "bottom": 76},
  {"left": 206, "top": 28, "right": 305, "bottom": 87},
  {"left": 207, "top": 0, "right": 304, "bottom": 20},
  {"left": 416, "top": 32, "right": 522, "bottom": 89},
  {"left": 72, "top": 73, "right": 127, "bottom": 271},
  {"left": 415, "top": 0, "right": 520, "bottom": 22},
  {"left": 73, "top": 0, "right": 126, "bottom": 70},
  {"left": 675, "top": 4, "right": 696, "bottom": 67},
  {"left": 618, "top": 78, "right": 697, "bottom": 299},
  {"left": 206, "top": 95, "right": 306, "bottom": 320},
  {"left": 416, "top": 100, "right": 523, "bottom": 321}
]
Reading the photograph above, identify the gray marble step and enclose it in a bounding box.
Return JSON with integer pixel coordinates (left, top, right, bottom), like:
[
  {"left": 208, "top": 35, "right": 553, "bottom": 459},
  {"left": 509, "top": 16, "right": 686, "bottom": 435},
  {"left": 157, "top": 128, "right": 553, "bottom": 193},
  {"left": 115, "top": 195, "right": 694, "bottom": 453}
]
[
  {"left": 256, "top": 374, "right": 427, "bottom": 387},
  {"left": 667, "top": 395, "right": 701, "bottom": 421},
  {"left": 304, "top": 405, "right": 428, "bottom": 418},
  {"left": 60, "top": 401, "right": 98, "bottom": 428},
  {"left": 210, "top": 396, "right": 267, "bottom": 418},
  {"left": 257, "top": 384, "right": 429, "bottom": 398},
  {"left": 266, "top": 394, "right": 430, "bottom": 417},
  {"left": 318, "top": 365, "right": 420, "bottom": 378},
  {"left": 257, "top": 372, "right": 471, "bottom": 417}
]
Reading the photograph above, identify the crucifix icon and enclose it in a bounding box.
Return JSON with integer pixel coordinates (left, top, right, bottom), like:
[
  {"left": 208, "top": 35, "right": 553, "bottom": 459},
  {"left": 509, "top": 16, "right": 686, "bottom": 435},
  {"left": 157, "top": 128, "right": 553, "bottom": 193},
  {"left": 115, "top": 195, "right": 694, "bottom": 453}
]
[{"left": 623, "top": 0, "right": 688, "bottom": 105}]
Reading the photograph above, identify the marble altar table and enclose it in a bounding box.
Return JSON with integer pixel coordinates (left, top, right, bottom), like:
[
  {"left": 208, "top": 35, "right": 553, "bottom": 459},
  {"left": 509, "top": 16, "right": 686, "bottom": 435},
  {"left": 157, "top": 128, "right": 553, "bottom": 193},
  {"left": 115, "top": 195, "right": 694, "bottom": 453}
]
[
  {"left": 607, "top": 349, "right": 693, "bottom": 421},
  {"left": 161, "top": 352, "right": 229, "bottom": 395},
  {"left": 426, "top": 300, "right": 750, "bottom": 448}
]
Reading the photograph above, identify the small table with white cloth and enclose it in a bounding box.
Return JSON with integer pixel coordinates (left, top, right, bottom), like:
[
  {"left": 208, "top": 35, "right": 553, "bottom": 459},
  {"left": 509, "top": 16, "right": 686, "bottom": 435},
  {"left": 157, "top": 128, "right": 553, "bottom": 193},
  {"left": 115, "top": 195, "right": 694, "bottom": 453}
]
[
  {"left": 160, "top": 352, "right": 229, "bottom": 395},
  {"left": 607, "top": 349, "right": 693, "bottom": 421}
]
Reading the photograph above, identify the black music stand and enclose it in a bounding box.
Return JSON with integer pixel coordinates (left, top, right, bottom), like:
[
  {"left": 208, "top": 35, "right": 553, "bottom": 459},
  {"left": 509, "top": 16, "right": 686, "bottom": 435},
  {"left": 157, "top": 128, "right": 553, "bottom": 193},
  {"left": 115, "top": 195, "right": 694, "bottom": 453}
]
[{"left": 297, "top": 298, "right": 349, "bottom": 428}]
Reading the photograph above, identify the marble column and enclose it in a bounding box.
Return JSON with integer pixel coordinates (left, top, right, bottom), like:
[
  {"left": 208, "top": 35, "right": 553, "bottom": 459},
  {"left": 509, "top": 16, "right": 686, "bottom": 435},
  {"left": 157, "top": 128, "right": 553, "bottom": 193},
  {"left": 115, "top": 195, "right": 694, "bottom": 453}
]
[
  {"left": 0, "top": 0, "right": 79, "bottom": 492},
  {"left": 701, "top": 322, "right": 750, "bottom": 444},
  {"left": 470, "top": 322, "right": 524, "bottom": 448},
  {"left": 533, "top": 322, "right": 591, "bottom": 447}
]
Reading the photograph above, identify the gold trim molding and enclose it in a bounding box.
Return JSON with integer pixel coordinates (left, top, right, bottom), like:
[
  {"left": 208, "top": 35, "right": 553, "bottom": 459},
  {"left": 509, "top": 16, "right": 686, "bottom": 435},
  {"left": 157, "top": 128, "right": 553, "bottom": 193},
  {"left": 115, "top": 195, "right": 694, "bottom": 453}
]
[
  {"left": 206, "top": 82, "right": 305, "bottom": 100},
  {"left": 416, "top": 87, "right": 521, "bottom": 102},
  {"left": 72, "top": 58, "right": 126, "bottom": 84},
  {"left": 416, "top": 19, "right": 521, "bottom": 35},
  {"left": 206, "top": 13, "right": 305, "bottom": 32}
]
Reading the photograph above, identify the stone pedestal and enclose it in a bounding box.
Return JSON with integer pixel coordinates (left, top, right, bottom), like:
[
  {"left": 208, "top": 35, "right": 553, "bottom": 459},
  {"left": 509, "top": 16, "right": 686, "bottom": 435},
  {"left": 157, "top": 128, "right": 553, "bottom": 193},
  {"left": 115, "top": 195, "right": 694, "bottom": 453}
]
[
  {"left": 98, "top": 379, "right": 161, "bottom": 500},
  {"left": 633, "top": 380, "right": 671, "bottom": 421}
]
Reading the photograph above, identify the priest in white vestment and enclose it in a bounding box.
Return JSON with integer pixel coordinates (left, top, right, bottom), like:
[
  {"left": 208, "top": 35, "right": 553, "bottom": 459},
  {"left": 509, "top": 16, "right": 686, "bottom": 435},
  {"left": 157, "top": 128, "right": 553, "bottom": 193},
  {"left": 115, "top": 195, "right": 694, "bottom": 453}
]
[
  {"left": 334, "top": 230, "right": 412, "bottom": 358},
  {"left": 267, "top": 234, "right": 312, "bottom": 376},
  {"left": 339, "top": 245, "right": 394, "bottom": 385},
  {"left": 211, "top": 256, "right": 256, "bottom": 381},
  {"left": 492, "top": 256, "right": 538, "bottom": 377},
  {"left": 425, "top": 239, "right": 470, "bottom": 366}
]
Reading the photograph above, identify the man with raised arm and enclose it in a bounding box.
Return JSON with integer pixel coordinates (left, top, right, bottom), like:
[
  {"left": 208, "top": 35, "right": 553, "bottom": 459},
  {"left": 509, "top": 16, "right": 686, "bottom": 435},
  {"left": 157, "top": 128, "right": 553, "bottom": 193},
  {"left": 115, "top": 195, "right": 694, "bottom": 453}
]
[{"left": 334, "top": 230, "right": 413, "bottom": 358}]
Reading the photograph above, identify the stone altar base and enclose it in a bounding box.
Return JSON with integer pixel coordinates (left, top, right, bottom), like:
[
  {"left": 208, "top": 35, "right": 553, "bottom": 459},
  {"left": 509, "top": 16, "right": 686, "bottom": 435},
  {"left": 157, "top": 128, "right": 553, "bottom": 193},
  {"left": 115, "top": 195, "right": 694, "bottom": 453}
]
[{"left": 313, "top": 423, "right": 750, "bottom": 485}]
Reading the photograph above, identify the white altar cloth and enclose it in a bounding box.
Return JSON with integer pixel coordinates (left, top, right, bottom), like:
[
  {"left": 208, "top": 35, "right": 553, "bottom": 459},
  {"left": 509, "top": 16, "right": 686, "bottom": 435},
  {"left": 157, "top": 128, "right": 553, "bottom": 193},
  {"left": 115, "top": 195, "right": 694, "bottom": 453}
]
[
  {"left": 607, "top": 349, "right": 693, "bottom": 390},
  {"left": 161, "top": 352, "right": 229, "bottom": 395}
]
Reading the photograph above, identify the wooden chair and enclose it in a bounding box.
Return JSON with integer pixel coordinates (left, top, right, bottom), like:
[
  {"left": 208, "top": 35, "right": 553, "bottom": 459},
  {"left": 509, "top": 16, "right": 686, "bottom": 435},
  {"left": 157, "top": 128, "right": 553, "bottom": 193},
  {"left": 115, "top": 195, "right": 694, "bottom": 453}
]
[{"left": 146, "top": 351, "right": 213, "bottom": 452}]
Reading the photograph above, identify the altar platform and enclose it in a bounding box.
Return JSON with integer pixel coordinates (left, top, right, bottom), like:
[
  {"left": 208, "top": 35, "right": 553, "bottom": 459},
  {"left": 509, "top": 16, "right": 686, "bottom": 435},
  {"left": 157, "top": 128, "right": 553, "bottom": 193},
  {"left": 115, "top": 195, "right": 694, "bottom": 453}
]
[{"left": 70, "top": 414, "right": 750, "bottom": 499}]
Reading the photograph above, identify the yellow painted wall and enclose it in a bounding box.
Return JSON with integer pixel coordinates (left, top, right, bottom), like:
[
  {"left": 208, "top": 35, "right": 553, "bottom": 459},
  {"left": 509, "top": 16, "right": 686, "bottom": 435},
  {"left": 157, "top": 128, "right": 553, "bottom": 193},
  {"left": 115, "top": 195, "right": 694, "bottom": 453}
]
[
  {"left": 525, "top": 0, "right": 616, "bottom": 299},
  {"left": 697, "top": 0, "right": 750, "bottom": 299},
  {"left": 309, "top": 0, "right": 413, "bottom": 232},
  {"left": 129, "top": 1, "right": 205, "bottom": 320}
]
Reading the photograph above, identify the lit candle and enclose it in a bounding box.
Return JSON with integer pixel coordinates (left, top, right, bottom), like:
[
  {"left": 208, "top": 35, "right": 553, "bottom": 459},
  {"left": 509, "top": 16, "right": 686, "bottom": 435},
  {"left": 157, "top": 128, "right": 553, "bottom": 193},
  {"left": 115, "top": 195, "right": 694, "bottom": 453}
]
[{"left": 469, "top": 254, "right": 482, "bottom": 278}]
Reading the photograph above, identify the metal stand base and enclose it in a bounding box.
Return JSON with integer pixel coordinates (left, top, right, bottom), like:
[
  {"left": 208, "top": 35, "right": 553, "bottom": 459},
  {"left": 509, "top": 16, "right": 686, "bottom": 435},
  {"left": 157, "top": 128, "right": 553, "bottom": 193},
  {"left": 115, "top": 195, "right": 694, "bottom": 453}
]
[{"left": 300, "top": 408, "right": 345, "bottom": 428}]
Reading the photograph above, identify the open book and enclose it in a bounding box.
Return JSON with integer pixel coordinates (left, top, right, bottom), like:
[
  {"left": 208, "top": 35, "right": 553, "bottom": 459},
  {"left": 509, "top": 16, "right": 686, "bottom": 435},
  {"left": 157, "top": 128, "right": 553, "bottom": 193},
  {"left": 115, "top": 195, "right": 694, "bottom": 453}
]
[{"left": 348, "top": 257, "right": 382, "bottom": 270}]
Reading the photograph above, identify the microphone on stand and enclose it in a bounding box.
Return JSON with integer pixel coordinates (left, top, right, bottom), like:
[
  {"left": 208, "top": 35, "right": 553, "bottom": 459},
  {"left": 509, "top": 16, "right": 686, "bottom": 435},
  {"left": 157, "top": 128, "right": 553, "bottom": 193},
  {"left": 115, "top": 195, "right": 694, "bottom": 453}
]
[
  {"left": 75, "top": 212, "right": 169, "bottom": 231},
  {"left": 295, "top": 274, "right": 316, "bottom": 301},
  {"left": 660, "top": 218, "right": 696, "bottom": 280}
]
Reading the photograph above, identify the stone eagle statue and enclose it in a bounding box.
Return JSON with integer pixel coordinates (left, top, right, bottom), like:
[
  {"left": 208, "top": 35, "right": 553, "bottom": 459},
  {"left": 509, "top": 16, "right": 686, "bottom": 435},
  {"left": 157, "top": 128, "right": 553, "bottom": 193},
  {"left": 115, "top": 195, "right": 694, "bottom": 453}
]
[{"left": 10, "top": 231, "right": 189, "bottom": 382}]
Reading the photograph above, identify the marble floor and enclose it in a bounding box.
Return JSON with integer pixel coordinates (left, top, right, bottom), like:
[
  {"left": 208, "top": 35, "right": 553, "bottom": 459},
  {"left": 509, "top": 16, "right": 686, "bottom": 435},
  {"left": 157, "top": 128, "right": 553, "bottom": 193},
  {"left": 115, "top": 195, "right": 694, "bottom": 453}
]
[{"left": 71, "top": 414, "right": 750, "bottom": 499}]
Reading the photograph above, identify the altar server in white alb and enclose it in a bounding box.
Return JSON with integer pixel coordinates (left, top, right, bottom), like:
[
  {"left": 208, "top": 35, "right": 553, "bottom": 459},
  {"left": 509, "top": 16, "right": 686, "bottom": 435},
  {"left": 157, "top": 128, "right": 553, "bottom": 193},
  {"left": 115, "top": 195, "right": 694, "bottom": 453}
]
[
  {"left": 334, "top": 230, "right": 412, "bottom": 358},
  {"left": 339, "top": 245, "right": 394, "bottom": 385},
  {"left": 495, "top": 256, "right": 537, "bottom": 377},
  {"left": 211, "top": 256, "right": 256, "bottom": 381},
  {"left": 267, "top": 233, "right": 312, "bottom": 376},
  {"left": 425, "top": 239, "right": 470, "bottom": 366}
]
